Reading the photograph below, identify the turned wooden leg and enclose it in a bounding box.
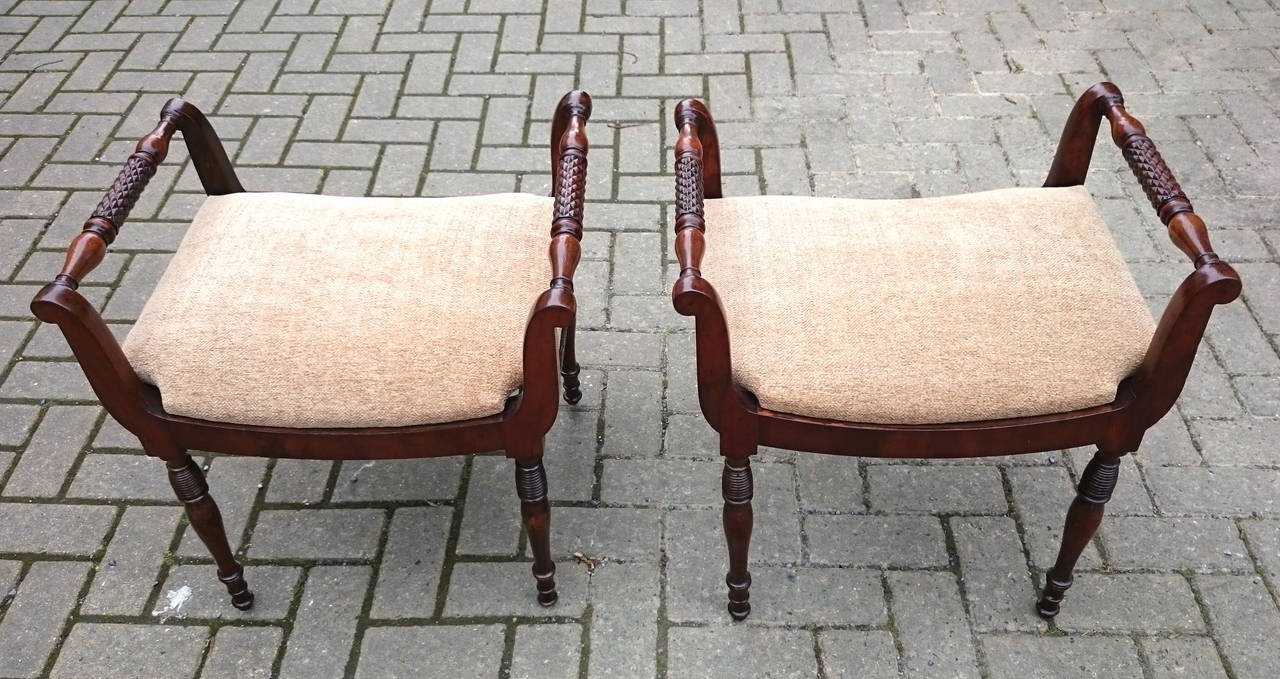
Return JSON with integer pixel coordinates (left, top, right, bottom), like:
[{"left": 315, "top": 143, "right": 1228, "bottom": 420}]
[
  {"left": 164, "top": 452, "right": 253, "bottom": 610},
  {"left": 559, "top": 324, "right": 581, "bottom": 405},
  {"left": 516, "top": 458, "right": 557, "bottom": 606},
  {"left": 722, "top": 457, "right": 753, "bottom": 621},
  {"left": 1037, "top": 449, "right": 1121, "bottom": 619}
]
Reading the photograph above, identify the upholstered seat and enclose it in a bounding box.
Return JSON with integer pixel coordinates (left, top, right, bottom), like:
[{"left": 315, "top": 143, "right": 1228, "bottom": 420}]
[
  {"left": 123, "top": 191, "right": 553, "bottom": 428},
  {"left": 702, "top": 186, "right": 1156, "bottom": 424}
]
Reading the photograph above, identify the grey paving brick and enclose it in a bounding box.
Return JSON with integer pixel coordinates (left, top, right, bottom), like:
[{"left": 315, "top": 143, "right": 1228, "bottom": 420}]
[
  {"left": 369, "top": 506, "right": 451, "bottom": 619},
  {"left": 1055, "top": 573, "right": 1205, "bottom": 633},
  {"left": 200, "top": 626, "right": 284, "bottom": 679},
  {"left": 529, "top": 500, "right": 644, "bottom": 565},
  {"left": 0, "top": 501, "right": 115, "bottom": 554},
  {"left": 806, "top": 514, "right": 948, "bottom": 568},
  {"left": 818, "top": 630, "right": 899, "bottom": 679},
  {"left": 1191, "top": 417, "right": 1280, "bottom": 466},
  {"left": 1104, "top": 516, "right": 1250, "bottom": 571},
  {"left": 0, "top": 403, "right": 39, "bottom": 446},
  {"left": 0, "top": 561, "right": 90, "bottom": 678},
  {"left": 1008, "top": 465, "right": 1101, "bottom": 569},
  {"left": 278, "top": 566, "right": 370, "bottom": 679},
  {"left": 354, "top": 625, "right": 505, "bottom": 679},
  {"left": 1235, "top": 375, "right": 1280, "bottom": 416},
  {"left": 443, "top": 560, "right": 588, "bottom": 617},
  {"left": 667, "top": 626, "right": 818, "bottom": 679},
  {"left": 157, "top": 564, "right": 301, "bottom": 620},
  {"left": 982, "top": 634, "right": 1144, "bottom": 679},
  {"left": 1137, "top": 410, "right": 1202, "bottom": 466},
  {"left": 587, "top": 561, "right": 660, "bottom": 679},
  {"left": 952, "top": 516, "right": 1046, "bottom": 632},
  {"left": 1196, "top": 575, "right": 1280, "bottom": 679},
  {"left": 0, "top": 359, "right": 95, "bottom": 400},
  {"left": 888, "top": 570, "right": 980, "bottom": 679},
  {"left": 601, "top": 369, "right": 663, "bottom": 458},
  {"left": 50, "top": 623, "right": 207, "bottom": 679},
  {"left": 511, "top": 624, "right": 583, "bottom": 679},
  {"left": 265, "top": 458, "right": 333, "bottom": 504},
  {"left": 1140, "top": 637, "right": 1229, "bottom": 679},
  {"left": 330, "top": 457, "right": 463, "bottom": 503},
  {"left": 668, "top": 560, "right": 886, "bottom": 625},
  {"left": 1242, "top": 519, "right": 1280, "bottom": 581},
  {"left": 3, "top": 404, "right": 97, "bottom": 497},
  {"left": 868, "top": 464, "right": 1008, "bottom": 514},
  {"left": 456, "top": 456, "right": 519, "bottom": 556},
  {"left": 81, "top": 505, "right": 182, "bottom": 616},
  {"left": 248, "top": 509, "right": 385, "bottom": 560},
  {"left": 68, "top": 452, "right": 175, "bottom": 501},
  {"left": 543, "top": 412, "right": 600, "bottom": 503},
  {"left": 1146, "top": 467, "right": 1280, "bottom": 516},
  {"left": 175, "top": 450, "right": 267, "bottom": 553}
]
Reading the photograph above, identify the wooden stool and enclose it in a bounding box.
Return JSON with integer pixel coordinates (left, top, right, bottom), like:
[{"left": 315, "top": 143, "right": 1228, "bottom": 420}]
[
  {"left": 32, "top": 91, "right": 593, "bottom": 610},
  {"left": 669, "top": 82, "right": 1241, "bottom": 621}
]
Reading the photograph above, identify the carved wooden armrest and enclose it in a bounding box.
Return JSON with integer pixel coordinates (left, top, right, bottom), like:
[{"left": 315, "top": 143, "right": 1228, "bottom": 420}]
[
  {"left": 672, "top": 98, "right": 724, "bottom": 314},
  {"left": 545, "top": 90, "right": 591, "bottom": 302},
  {"left": 46, "top": 98, "right": 242, "bottom": 290},
  {"left": 1047, "top": 82, "right": 1236, "bottom": 274}
]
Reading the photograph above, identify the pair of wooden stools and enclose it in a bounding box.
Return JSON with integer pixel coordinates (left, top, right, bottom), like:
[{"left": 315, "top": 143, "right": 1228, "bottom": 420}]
[{"left": 34, "top": 84, "right": 1240, "bottom": 623}]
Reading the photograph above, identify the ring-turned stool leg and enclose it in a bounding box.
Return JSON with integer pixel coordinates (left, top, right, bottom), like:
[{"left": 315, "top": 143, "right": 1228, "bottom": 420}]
[
  {"left": 516, "top": 457, "right": 558, "bottom": 606},
  {"left": 1037, "top": 449, "right": 1122, "bottom": 618},
  {"left": 723, "top": 457, "right": 753, "bottom": 621},
  {"left": 158, "top": 448, "right": 253, "bottom": 610}
]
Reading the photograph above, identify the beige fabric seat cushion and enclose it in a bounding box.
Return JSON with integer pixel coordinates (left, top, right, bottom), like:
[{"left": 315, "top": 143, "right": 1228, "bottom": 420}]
[
  {"left": 702, "top": 186, "right": 1156, "bottom": 425},
  {"left": 123, "top": 192, "right": 553, "bottom": 428}
]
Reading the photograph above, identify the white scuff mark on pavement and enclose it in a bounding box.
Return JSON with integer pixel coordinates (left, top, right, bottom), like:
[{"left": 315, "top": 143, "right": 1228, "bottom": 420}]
[
  {"left": 151, "top": 585, "right": 193, "bottom": 618},
  {"left": 350, "top": 461, "right": 376, "bottom": 483}
]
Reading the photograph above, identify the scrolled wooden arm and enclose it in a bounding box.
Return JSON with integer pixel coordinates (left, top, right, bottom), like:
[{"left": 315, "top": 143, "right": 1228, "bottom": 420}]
[
  {"left": 1048, "top": 83, "right": 1243, "bottom": 438},
  {"left": 670, "top": 99, "right": 740, "bottom": 429},
  {"left": 505, "top": 91, "right": 593, "bottom": 437}
]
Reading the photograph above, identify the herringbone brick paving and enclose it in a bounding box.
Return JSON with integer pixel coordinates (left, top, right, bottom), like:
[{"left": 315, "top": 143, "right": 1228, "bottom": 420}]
[{"left": 1, "top": 0, "right": 1278, "bottom": 677}]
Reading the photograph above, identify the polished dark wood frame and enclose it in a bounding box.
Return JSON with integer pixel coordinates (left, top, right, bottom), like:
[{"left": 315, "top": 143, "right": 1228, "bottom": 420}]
[
  {"left": 32, "top": 91, "right": 593, "bottom": 610},
  {"left": 671, "top": 82, "right": 1242, "bottom": 621}
]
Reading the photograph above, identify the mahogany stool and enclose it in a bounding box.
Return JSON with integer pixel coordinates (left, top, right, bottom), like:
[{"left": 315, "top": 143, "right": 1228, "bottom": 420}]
[
  {"left": 669, "top": 82, "right": 1241, "bottom": 621},
  {"left": 32, "top": 91, "right": 593, "bottom": 610}
]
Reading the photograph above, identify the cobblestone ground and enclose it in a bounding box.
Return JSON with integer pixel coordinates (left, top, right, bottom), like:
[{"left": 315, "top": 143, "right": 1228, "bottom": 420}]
[{"left": 1, "top": 0, "right": 1279, "bottom": 677}]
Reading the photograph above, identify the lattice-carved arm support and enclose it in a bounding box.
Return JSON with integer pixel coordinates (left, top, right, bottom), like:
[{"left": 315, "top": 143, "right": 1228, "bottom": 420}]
[
  {"left": 53, "top": 114, "right": 174, "bottom": 288},
  {"left": 1099, "top": 97, "right": 1224, "bottom": 270},
  {"left": 548, "top": 90, "right": 591, "bottom": 293},
  {"left": 1047, "top": 82, "right": 1233, "bottom": 272},
  {"left": 51, "top": 98, "right": 241, "bottom": 290}
]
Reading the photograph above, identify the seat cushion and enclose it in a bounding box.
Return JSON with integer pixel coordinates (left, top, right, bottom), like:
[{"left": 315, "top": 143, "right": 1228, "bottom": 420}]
[
  {"left": 123, "top": 192, "right": 553, "bottom": 428},
  {"left": 702, "top": 186, "right": 1156, "bottom": 425}
]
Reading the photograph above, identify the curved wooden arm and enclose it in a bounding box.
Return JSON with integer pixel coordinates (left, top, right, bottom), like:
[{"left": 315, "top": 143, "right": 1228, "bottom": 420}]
[
  {"left": 1046, "top": 82, "right": 1225, "bottom": 269},
  {"left": 29, "top": 98, "right": 240, "bottom": 445},
  {"left": 506, "top": 91, "right": 592, "bottom": 438},
  {"left": 1047, "top": 84, "right": 1243, "bottom": 438},
  {"left": 671, "top": 99, "right": 740, "bottom": 430}
]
